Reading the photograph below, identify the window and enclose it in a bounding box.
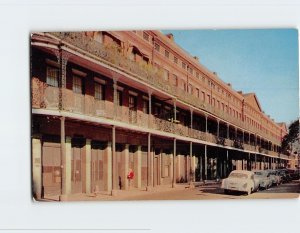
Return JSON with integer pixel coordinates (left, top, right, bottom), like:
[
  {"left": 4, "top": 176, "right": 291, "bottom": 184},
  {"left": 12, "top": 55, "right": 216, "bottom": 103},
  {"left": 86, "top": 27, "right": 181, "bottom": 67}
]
[
  {"left": 173, "top": 74, "right": 178, "bottom": 86},
  {"left": 174, "top": 56, "right": 178, "bottom": 64},
  {"left": 202, "top": 91, "right": 205, "bottom": 101},
  {"left": 163, "top": 69, "right": 169, "bottom": 81},
  {"left": 189, "top": 67, "right": 193, "bottom": 75},
  {"left": 117, "top": 90, "right": 122, "bottom": 106},
  {"left": 73, "top": 75, "right": 83, "bottom": 94},
  {"left": 165, "top": 50, "right": 169, "bottom": 58},
  {"left": 94, "top": 82, "right": 105, "bottom": 100},
  {"left": 207, "top": 94, "right": 210, "bottom": 104},
  {"left": 143, "top": 32, "right": 149, "bottom": 41},
  {"left": 142, "top": 99, "right": 149, "bottom": 114},
  {"left": 46, "top": 66, "right": 59, "bottom": 87},
  {"left": 155, "top": 43, "right": 160, "bottom": 51},
  {"left": 196, "top": 72, "right": 199, "bottom": 79},
  {"left": 182, "top": 62, "right": 186, "bottom": 70},
  {"left": 129, "top": 95, "right": 137, "bottom": 111},
  {"left": 188, "top": 84, "right": 193, "bottom": 94},
  {"left": 196, "top": 88, "right": 200, "bottom": 98}
]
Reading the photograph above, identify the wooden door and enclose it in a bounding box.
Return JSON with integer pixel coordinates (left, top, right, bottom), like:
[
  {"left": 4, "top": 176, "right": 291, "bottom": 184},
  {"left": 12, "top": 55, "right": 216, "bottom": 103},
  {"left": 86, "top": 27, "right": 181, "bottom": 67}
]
[
  {"left": 91, "top": 142, "right": 105, "bottom": 192},
  {"left": 42, "top": 142, "right": 61, "bottom": 196},
  {"left": 71, "top": 147, "right": 82, "bottom": 193}
]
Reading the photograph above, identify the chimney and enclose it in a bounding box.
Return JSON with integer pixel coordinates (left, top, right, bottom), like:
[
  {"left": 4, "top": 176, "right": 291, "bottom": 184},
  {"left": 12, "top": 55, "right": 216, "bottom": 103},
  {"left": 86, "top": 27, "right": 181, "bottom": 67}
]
[
  {"left": 238, "top": 91, "right": 243, "bottom": 94},
  {"left": 194, "top": 56, "right": 199, "bottom": 62},
  {"left": 166, "top": 33, "right": 174, "bottom": 41},
  {"left": 227, "top": 83, "right": 231, "bottom": 87}
]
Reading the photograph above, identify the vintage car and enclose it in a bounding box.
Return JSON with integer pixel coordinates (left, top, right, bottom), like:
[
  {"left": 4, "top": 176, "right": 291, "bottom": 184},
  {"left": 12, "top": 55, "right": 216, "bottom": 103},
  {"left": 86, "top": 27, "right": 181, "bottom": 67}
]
[
  {"left": 267, "top": 170, "right": 281, "bottom": 186},
  {"left": 253, "top": 170, "right": 272, "bottom": 189},
  {"left": 221, "top": 170, "right": 260, "bottom": 195}
]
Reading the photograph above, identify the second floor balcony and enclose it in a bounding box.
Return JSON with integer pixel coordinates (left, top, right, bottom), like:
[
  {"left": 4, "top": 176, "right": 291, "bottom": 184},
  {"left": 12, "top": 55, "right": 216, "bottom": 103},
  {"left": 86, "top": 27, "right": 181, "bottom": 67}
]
[{"left": 32, "top": 77, "right": 282, "bottom": 158}]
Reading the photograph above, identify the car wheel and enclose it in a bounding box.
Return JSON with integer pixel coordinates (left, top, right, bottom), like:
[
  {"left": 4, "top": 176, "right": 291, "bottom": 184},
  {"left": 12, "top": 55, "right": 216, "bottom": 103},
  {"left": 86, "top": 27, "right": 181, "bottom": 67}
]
[
  {"left": 247, "top": 187, "right": 253, "bottom": 195},
  {"left": 224, "top": 189, "right": 229, "bottom": 194}
]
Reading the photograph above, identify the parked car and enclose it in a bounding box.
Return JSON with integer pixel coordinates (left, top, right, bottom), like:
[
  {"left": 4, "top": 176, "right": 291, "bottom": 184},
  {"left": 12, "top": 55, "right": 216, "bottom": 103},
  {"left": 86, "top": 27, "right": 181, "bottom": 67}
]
[
  {"left": 253, "top": 170, "right": 272, "bottom": 189},
  {"left": 266, "top": 170, "right": 281, "bottom": 186},
  {"left": 221, "top": 170, "right": 260, "bottom": 195},
  {"left": 277, "top": 169, "right": 292, "bottom": 183},
  {"left": 287, "top": 169, "right": 300, "bottom": 180}
]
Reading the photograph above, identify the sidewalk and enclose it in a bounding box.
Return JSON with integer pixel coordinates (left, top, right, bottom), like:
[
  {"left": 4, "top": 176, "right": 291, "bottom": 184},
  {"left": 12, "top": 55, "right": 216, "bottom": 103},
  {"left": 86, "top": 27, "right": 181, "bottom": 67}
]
[{"left": 37, "top": 181, "right": 221, "bottom": 202}]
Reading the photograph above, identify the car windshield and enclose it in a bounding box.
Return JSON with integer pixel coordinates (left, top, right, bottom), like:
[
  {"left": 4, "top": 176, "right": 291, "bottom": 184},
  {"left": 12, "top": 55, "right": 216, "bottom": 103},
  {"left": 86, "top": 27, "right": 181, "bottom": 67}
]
[{"left": 229, "top": 173, "right": 248, "bottom": 179}]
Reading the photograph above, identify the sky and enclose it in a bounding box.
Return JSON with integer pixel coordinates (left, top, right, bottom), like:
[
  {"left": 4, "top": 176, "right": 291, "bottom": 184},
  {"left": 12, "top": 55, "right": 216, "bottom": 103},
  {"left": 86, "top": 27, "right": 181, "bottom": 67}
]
[{"left": 162, "top": 29, "right": 299, "bottom": 125}]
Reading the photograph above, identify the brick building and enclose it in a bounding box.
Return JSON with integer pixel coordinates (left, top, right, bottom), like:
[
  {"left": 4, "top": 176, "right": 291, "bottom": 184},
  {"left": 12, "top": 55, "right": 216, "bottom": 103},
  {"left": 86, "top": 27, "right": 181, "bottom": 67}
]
[{"left": 31, "top": 31, "right": 290, "bottom": 200}]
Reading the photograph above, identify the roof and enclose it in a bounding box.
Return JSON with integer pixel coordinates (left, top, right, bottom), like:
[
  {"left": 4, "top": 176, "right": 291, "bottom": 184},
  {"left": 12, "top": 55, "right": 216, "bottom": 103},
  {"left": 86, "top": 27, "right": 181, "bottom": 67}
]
[
  {"left": 230, "top": 170, "right": 253, "bottom": 175},
  {"left": 243, "top": 93, "right": 262, "bottom": 112},
  {"left": 277, "top": 122, "right": 288, "bottom": 132}
]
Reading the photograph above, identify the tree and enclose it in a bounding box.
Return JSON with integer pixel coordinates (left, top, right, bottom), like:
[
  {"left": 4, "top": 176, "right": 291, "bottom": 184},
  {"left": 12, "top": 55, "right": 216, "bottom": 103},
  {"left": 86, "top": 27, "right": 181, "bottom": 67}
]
[{"left": 281, "top": 119, "right": 299, "bottom": 154}]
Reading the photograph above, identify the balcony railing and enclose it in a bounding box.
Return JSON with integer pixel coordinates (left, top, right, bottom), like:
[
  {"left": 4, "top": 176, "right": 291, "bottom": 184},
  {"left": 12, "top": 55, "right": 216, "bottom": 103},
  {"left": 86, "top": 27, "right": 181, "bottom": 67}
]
[
  {"left": 32, "top": 77, "right": 283, "bottom": 157},
  {"left": 46, "top": 32, "right": 280, "bottom": 145}
]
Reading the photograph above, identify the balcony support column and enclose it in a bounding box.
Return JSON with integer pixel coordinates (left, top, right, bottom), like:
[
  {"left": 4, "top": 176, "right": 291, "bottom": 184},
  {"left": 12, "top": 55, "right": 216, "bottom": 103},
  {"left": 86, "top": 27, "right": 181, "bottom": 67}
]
[
  {"left": 204, "top": 145, "right": 207, "bottom": 180},
  {"left": 205, "top": 115, "right": 208, "bottom": 133},
  {"left": 226, "top": 124, "right": 229, "bottom": 139},
  {"left": 217, "top": 120, "right": 220, "bottom": 138},
  {"left": 226, "top": 150, "right": 229, "bottom": 176},
  {"left": 172, "top": 138, "right": 177, "bottom": 188},
  {"left": 113, "top": 79, "right": 118, "bottom": 120},
  {"left": 173, "top": 99, "right": 177, "bottom": 122},
  {"left": 248, "top": 153, "right": 251, "bottom": 171},
  {"left": 57, "top": 50, "right": 71, "bottom": 110},
  {"left": 85, "top": 139, "right": 91, "bottom": 194},
  {"left": 189, "top": 141, "right": 194, "bottom": 186},
  {"left": 190, "top": 109, "right": 193, "bottom": 129},
  {"left": 32, "top": 135, "right": 42, "bottom": 199},
  {"left": 146, "top": 133, "right": 153, "bottom": 190},
  {"left": 111, "top": 125, "right": 117, "bottom": 195},
  {"left": 60, "top": 116, "right": 67, "bottom": 195},
  {"left": 148, "top": 91, "right": 152, "bottom": 128},
  {"left": 235, "top": 127, "right": 237, "bottom": 139}
]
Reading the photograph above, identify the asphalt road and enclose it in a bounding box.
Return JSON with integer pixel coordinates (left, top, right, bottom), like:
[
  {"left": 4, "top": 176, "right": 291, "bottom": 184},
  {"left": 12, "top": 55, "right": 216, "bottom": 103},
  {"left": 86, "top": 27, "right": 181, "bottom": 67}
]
[{"left": 119, "top": 180, "right": 300, "bottom": 200}]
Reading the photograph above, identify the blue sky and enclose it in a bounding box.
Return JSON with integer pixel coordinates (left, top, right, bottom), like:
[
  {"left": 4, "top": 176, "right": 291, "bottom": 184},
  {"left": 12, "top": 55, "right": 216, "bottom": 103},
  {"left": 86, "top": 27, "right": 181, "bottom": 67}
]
[{"left": 162, "top": 29, "right": 299, "bottom": 125}]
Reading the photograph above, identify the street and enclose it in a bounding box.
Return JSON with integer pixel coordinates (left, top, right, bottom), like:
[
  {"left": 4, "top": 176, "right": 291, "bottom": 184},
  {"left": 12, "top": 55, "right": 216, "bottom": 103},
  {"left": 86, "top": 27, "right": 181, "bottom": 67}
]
[{"left": 114, "top": 180, "right": 300, "bottom": 201}]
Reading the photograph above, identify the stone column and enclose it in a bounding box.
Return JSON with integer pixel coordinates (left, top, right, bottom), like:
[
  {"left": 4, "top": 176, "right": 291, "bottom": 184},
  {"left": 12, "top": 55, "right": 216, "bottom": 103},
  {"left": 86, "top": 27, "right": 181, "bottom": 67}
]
[
  {"left": 189, "top": 141, "right": 193, "bottom": 184},
  {"left": 199, "top": 156, "right": 203, "bottom": 181},
  {"left": 32, "top": 136, "right": 42, "bottom": 199},
  {"left": 135, "top": 145, "right": 142, "bottom": 188},
  {"left": 177, "top": 154, "right": 181, "bottom": 182},
  {"left": 64, "top": 136, "right": 72, "bottom": 196},
  {"left": 147, "top": 133, "right": 152, "bottom": 190},
  {"left": 106, "top": 142, "right": 112, "bottom": 192},
  {"left": 61, "top": 119, "right": 72, "bottom": 198},
  {"left": 85, "top": 139, "right": 91, "bottom": 194},
  {"left": 112, "top": 126, "right": 117, "bottom": 194},
  {"left": 172, "top": 138, "right": 177, "bottom": 188},
  {"left": 124, "top": 144, "right": 129, "bottom": 190},
  {"left": 204, "top": 145, "right": 207, "bottom": 180},
  {"left": 60, "top": 116, "right": 66, "bottom": 195}
]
